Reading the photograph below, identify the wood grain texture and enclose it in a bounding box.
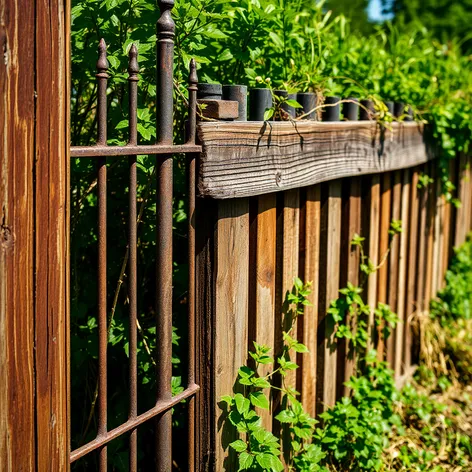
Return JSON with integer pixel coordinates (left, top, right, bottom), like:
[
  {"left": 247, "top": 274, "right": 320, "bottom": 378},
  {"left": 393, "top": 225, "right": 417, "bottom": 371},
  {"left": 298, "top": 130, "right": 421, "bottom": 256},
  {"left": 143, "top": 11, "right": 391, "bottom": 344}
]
[
  {"left": 280, "top": 190, "right": 300, "bottom": 392},
  {"left": 387, "top": 172, "right": 401, "bottom": 369},
  {"left": 464, "top": 155, "right": 472, "bottom": 237},
  {"left": 195, "top": 198, "right": 217, "bottom": 469},
  {"left": 431, "top": 178, "right": 442, "bottom": 297},
  {"left": 214, "top": 200, "right": 250, "bottom": 471},
  {"left": 416, "top": 169, "right": 428, "bottom": 313},
  {"left": 366, "top": 175, "right": 381, "bottom": 351},
  {"left": 377, "top": 173, "right": 391, "bottom": 359},
  {"left": 440, "top": 197, "right": 451, "bottom": 290},
  {"left": 464, "top": 156, "right": 472, "bottom": 235},
  {"left": 317, "top": 181, "right": 342, "bottom": 412},
  {"left": 424, "top": 165, "right": 436, "bottom": 304},
  {"left": 249, "top": 194, "right": 277, "bottom": 429},
  {"left": 404, "top": 170, "right": 420, "bottom": 371},
  {"left": 338, "top": 178, "right": 361, "bottom": 397},
  {"left": 454, "top": 154, "right": 468, "bottom": 247},
  {"left": 34, "top": 0, "right": 70, "bottom": 469},
  {"left": 1, "top": 0, "right": 37, "bottom": 469},
  {"left": 198, "top": 121, "right": 433, "bottom": 199},
  {"left": 394, "top": 170, "right": 411, "bottom": 376},
  {"left": 198, "top": 99, "right": 239, "bottom": 120},
  {"left": 300, "top": 186, "right": 321, "bottom": 417}
]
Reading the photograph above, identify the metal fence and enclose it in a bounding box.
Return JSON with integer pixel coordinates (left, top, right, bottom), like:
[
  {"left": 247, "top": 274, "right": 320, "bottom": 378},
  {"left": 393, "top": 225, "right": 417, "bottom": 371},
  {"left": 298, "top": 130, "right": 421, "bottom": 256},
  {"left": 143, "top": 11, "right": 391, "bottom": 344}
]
[{"left": 69, "top": 1, "right": 201, "bottom": 469}]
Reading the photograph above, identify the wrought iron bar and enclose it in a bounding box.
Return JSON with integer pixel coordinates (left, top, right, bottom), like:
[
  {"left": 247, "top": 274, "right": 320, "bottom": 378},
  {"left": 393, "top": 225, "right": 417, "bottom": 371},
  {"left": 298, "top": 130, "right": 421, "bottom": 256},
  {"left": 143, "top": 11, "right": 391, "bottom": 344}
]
[
  {"left": 70, "top": 385, "right": 200, "bottom": 463},
  {"left": 96, "top": 37, "right": 109, "bottom": 471},
  {"left": 70, "top": 143, "right": 201, "bottom": 158},
  {"left": 128, "top": 43, "right": 139, "bottom": 472},
  {"left": 155, "top": 1, "right": 175, "bottom": 470},
  {"left": 187, "top": 58, "right": 198, "bottom": 471},
  {"left": 186, "top": 59, "right": 198, "bottom": 145}
]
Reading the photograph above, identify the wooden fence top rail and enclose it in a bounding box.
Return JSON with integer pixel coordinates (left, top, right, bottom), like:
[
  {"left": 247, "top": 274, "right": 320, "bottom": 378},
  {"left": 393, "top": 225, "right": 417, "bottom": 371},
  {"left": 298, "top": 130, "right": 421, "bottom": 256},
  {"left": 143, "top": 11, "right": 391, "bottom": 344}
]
[{"left": 197, "top": 121, "right": 433, "bottom": 199}]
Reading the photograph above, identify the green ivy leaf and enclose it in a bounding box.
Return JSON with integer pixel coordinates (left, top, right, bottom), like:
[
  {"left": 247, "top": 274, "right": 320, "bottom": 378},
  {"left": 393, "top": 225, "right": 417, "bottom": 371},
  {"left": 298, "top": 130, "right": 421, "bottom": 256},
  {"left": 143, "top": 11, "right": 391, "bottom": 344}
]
[
  {"left": 275, "top": 409, "right": 295, "bottom": 423},
  {"left": 264, "top": 108, "right": 275, "bottom": 121},
  {"left": 251, "top": 377, "right": 271, "bottom": 388},
  {"left": 238, "top": 452, "right": 253, "bottom": 470},
  {"left": 229, "top": 439, "right": 247, "bottom": 453},
  {"left": 250, "top": 391, "right": 269, "bottom": 410},
  {"left": 220, "top": 395, "right": 233, "bottom": 406},
  {"left": 235, "top": 393, "right": 250, "bottom": 415},
  {"left": 285, "top": 99, "right": 303, "bottom": 109}
]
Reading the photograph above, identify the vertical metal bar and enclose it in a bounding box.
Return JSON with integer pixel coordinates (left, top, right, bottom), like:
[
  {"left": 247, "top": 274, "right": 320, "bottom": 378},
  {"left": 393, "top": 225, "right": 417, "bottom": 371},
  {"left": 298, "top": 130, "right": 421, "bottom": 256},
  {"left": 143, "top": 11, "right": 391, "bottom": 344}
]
[
  {"left": 155, "top": 2, "right": 174, "bottom": 470},
  {"left": 96, "top": 38, "right": 109, "bottom": 471},
  {"left": 128, "top": 43, "right": 139, "bottom": 472},
  {"left": 187, "top": 59, "right": 198, "bottom": 471},
  {"left": 186, "top": 59, "right": 198, "bottom": 145}
]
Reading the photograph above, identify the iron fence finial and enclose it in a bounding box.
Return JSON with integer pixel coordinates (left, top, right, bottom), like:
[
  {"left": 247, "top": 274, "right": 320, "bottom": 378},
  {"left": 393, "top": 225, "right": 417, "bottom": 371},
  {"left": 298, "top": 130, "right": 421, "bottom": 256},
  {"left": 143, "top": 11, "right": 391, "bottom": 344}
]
[
  {"left": 189, "top": 58, "right": 198, "bottom": 87},
  {"left": 157, "top": 0, "right": 175, "bottom": 39},
  {"left": 96, "top": 38, "right": 109, "bottom": 77},
  {"left": 128, "top": 44, "right": 139, "bottom": 80}
]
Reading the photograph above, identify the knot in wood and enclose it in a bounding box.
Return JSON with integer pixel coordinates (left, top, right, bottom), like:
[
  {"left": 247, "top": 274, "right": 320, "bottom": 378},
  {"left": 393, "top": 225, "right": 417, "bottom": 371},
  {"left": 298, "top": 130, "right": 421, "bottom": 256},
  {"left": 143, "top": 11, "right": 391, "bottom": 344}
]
[
  {"left": 1, "top": 225, "right": 13, "bottom": 249},
  {"left": 275, "top": 171, "right": 283, "bottom": 186},
  {"left": 1, "top": 25, "right": 7, "bottom": 66}
]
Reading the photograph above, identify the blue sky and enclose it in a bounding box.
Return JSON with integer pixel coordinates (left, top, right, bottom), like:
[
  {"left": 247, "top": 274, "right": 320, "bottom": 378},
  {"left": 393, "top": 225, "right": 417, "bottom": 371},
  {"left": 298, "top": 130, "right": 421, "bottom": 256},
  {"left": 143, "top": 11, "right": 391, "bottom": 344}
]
[{"left": 368, "top": 0, "right": 394, "bottom": 22}]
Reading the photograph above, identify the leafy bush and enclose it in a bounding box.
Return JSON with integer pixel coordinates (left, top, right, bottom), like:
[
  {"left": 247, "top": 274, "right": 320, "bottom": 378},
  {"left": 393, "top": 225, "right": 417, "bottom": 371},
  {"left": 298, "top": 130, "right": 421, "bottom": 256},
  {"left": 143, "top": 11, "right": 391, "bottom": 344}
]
[
  {"left": 432, "top": 236, "right": 472, "bottom": 323},
  {"left": 316, "top": 352, "right": 400, "bottom": 471}
]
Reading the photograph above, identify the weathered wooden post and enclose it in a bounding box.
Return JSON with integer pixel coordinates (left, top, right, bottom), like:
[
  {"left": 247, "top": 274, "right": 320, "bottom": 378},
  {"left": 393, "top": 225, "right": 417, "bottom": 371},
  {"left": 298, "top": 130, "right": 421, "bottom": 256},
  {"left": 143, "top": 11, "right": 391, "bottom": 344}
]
[{"left": 0, "top": 0, "right": 70, "bottom": 469}]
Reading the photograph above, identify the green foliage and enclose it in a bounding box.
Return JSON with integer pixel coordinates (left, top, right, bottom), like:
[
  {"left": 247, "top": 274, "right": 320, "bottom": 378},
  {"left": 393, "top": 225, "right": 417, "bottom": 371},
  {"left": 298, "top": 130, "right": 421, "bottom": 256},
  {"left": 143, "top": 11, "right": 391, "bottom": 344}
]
[
  {"left": 426, "top": 236, "right": 472, "bottom": 383},
  {"left": 431, "top": 235, "right": 472, "bottom": 323},
  {"left": 221, "top": 283, "right": 400, "bottom": 471},
  {"left": 324, "top": 0, "right": 372, "bottom": 34},
  {"left": 330, "top": 223, "right": 401, "bottom": 358},
  {"left": 382, "top": 0, "right": 472, "bottom": 53},
  {"left": 221, "top": 279, "right": 322, "bottom": 471},
  {"left": 316, "top": 352, "right": 399, "bottom": 471}
]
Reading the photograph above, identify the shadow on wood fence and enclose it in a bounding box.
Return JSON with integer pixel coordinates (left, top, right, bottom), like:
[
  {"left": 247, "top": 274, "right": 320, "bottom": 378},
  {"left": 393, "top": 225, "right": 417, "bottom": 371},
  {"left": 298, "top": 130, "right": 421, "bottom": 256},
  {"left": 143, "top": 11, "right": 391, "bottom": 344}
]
[{"left": 196, "top": 143, "right": 472, "bottom": 468}]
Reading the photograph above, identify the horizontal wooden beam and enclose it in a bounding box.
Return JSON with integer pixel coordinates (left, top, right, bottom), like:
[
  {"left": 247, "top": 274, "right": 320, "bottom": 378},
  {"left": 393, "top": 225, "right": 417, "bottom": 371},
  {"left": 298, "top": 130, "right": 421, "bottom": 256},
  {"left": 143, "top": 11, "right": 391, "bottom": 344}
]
[{"left": 197, "top": 121, "right": 433, "bottom": 199}]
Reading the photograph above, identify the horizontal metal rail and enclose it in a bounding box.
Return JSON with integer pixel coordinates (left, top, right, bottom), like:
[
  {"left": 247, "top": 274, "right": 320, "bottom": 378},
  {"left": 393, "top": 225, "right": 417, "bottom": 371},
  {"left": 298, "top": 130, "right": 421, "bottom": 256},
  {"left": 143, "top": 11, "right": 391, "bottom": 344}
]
[
  {"left": 70, "top": 383, "right": 199, "bottom": 463},
  {"left": 70, "top": 143, "right": 202, "bottom": 158}
]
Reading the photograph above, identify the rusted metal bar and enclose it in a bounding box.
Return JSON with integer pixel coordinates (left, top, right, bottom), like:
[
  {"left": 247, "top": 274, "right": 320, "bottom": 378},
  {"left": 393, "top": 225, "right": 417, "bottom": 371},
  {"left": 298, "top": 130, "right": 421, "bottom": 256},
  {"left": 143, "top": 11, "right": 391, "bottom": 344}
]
[
  {"left": 128, "top": 43, "right": 139, "bottom": 472},
  {"left": 70, "top": 143, "right": 201, "bottom": 158},
  {"left": 187, "top": 59, "right": 198, "bottom": 471},
  {"left": 96, "top": 38, "right": 109, "bottom": 471},
  {"left": 155, "top": 1, "right": 175, "bottom": 470},
  {"left": 70, "top": 23, "right": 202, "bottom": 470},
  {"left": 186, "top": 59, "right": 198, "bottom": 145},
  {"left": 69, "top": 385, "right": 200, "bottom": 463}
]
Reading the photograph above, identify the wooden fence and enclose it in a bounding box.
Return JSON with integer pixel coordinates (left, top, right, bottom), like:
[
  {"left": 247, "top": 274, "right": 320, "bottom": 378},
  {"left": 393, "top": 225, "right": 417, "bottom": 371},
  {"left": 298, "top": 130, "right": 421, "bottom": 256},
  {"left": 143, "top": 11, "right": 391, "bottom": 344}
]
[{"left": 195, "top": 121, "right": 472, "bottom": 469}]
